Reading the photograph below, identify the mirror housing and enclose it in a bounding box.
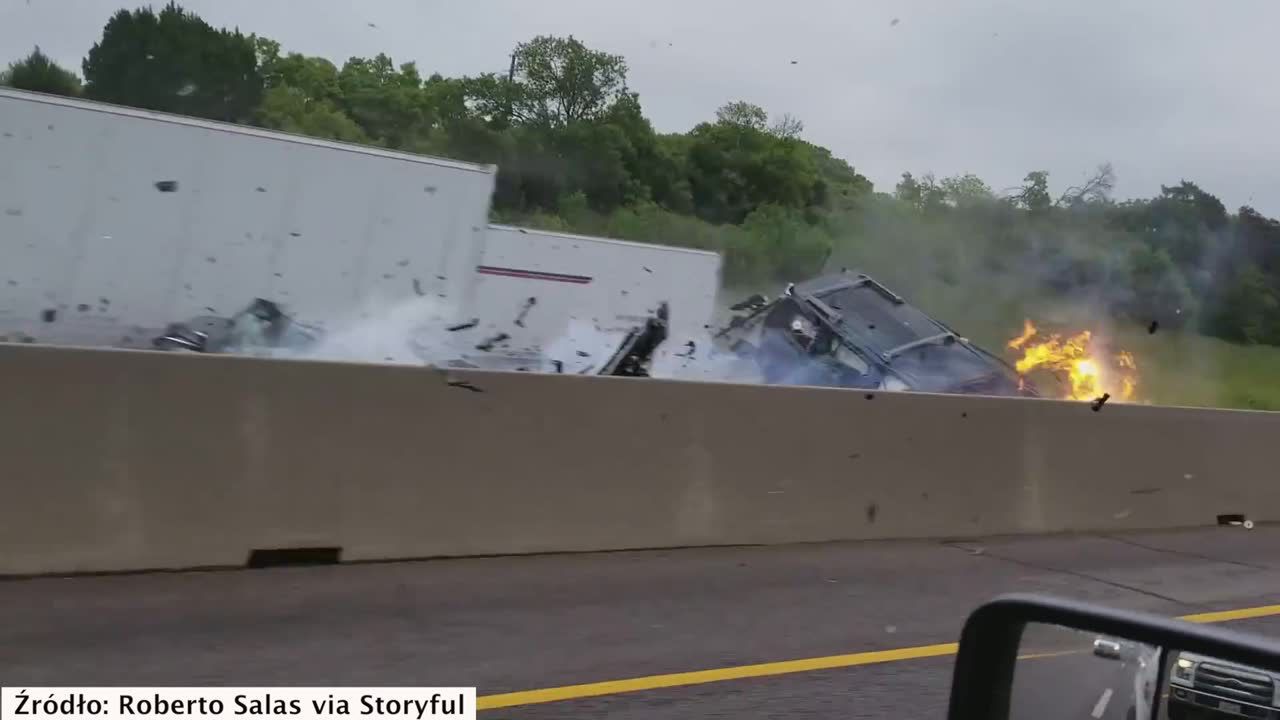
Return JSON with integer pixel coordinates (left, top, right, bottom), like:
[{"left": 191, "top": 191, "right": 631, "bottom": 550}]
[{"left": 947, "top": 594, "right": 1280, "bottom": 720}]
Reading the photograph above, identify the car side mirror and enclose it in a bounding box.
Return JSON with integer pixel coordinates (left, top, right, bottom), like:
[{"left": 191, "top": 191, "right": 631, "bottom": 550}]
[{"left": 947, "top": 594, "right": 1280, "bottom": 720}]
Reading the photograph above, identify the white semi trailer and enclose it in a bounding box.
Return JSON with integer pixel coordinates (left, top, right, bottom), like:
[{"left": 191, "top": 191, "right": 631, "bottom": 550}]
[
  {"left": 0, "top": 87, "right": 497, "bottom": 349},
  {"left": 438, "top": 224, "right": 721, "bottom": 373},
  {"left": 0, "top": 88, "right": 723, "bottom": 373}
]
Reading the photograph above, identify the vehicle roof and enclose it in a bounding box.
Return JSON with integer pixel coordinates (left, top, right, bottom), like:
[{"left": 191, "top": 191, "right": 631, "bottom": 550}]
[
  {"left": 791, "top": 271, "right": 951, "bottom": 355},
  {"left": 790, "top": 270, "right": 1018, "bottom": 390}
]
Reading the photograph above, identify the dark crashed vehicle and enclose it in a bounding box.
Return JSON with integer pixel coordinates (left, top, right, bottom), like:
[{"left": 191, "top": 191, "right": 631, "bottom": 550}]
[{"left": 714, "top": 270, "right": 1038, "bottom": 397}]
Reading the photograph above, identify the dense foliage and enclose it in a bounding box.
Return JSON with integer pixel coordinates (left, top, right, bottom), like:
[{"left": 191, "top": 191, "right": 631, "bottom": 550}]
[{"left": 6, "top": 3, "right": 1280, "bottom": 350}]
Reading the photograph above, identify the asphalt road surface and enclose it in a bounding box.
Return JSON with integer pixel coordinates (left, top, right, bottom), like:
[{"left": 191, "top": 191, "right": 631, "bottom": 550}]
[{"left": 4, "top": 526, "right": 1280, "bottom": 719}]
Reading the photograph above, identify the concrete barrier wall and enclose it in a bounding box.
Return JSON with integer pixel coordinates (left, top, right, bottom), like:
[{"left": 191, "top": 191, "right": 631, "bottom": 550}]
[{"left": 3, "top": 343, "right": 1279, "bottom": 574}]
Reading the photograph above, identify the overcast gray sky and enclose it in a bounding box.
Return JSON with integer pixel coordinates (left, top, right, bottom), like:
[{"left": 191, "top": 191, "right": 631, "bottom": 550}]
[{"left": 3, "top": 0, "right": 1279, "bottom": 213}]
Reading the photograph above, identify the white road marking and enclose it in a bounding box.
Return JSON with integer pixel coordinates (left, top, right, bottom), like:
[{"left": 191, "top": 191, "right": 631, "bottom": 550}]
[{"left": 1091, "top": 688, "right": 1114, "bottom": 718}]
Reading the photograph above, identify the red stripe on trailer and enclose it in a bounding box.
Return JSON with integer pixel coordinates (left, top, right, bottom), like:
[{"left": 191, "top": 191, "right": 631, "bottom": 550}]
[{"left": 477, "top": 265, "right": 593, "bottom": 284}]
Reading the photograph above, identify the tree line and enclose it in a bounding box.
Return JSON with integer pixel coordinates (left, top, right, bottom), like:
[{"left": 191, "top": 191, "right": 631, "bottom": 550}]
[{"left": 5, "top": 2, "right": 1280, "bottom": 348}]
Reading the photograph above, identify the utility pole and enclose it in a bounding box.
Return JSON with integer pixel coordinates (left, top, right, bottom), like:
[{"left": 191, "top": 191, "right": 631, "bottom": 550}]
[{"left": 505, "top": 52, "right": 516, "bottom": 123}]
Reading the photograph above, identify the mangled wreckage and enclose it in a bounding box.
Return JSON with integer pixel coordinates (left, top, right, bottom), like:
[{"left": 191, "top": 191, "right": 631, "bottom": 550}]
[
  {"left": 153, "top": 298, "right": 671, "bottom": 379},
  {"left": 152, "top": 270, "right": 1034, "bottom": 398},
  {"left": 711, "top": 270, "right": 1038, "bottom": 397}
]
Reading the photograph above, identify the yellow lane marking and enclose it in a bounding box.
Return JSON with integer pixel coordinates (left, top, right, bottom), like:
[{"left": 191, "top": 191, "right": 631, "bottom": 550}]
[
  {"left": 1181, "top": 604, "right": 1280, "bottom": 624},
  {"left": 478, "top": 643, "right": 958, "bottom": 710},
  {"left": 477, "top": 603, "right": 1280, "bottom": 711}
]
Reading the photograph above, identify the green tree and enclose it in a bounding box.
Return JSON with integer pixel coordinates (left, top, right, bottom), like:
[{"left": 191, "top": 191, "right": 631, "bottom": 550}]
[
  {"left": 1010, "top": 170, "right": 1052, "bottom": 213},
  {"left": 895, "top": 172, "right": 923, "bottom": 206},
  {"left": 1203, "top": 265, "right": 1280, "bottom": 344},
  {"left": 1121, "top": 244, "right": 1195, "bottom": 327},
  {"left": 769, "top": 113, "right": 805, "bottom": 139},
  {"left": 337, "top": 54, "right": 432, "bottom": 148},
  {"left": 715, "top": 100, "right": 768, "bottom": 130},
  {"left": 685, "top": 119, "right": 820, "bottom": 223},
  {"left": 469, "top": 35, "right": 627, "bottom": 128},
  {"left": 0, "top": 47, "right": 82, "bottom": 96},
  {"left": 940, "top": 173, "right": 994, "bottom": 207},
  {"left": 252, "top": 37, "right": 366, "bottom": 142},
  {"left": 82, "top": 2, "right": 262, "bottom": 122}
]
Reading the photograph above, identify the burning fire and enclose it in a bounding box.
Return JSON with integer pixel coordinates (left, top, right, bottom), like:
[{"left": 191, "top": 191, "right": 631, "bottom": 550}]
[{"left": 1006, "top": 320, "right": 1139, "bottom": 402}]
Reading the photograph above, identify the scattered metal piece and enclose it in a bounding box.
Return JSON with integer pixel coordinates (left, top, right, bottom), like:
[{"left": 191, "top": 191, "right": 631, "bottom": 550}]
[
  {"left": 475, "top": 332, "right": 510, "bottom": 352},
  {"left": 41, "top": 309, "right": 56, "bottom": 323},
  {"left": 576, "top": 350, "right": 590, "bottom": 357},
  {"left": 514, "top": 296, "right": 537, "bottom": 328},
  {"left": 730, "top": 294, "right": 767, "bottom": 311},
  {"left": 447, "top": 318, "right": 479, "bottom": 332},
  {"left": 412, "top": 279, "right": 425, "bottom": 297},
  {"left": 446, "top": 379, "right": 485, "bottom": 392},
  {"left": 1091, "top": 393, "right": 1111, "bottom": 412},
  {"left": 154, "top": 180, "right": 178, "bottom": 192},
  {"left": 552, "top": 360, "right": 564, "bottom": 373},
  {"left": 1148, "top": 320, "right": 1159, "bottom": 334}
]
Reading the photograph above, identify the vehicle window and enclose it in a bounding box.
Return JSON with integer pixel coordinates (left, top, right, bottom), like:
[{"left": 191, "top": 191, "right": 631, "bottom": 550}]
[{"left": 832, "top": 343, "right": 870, "bottom": 375}]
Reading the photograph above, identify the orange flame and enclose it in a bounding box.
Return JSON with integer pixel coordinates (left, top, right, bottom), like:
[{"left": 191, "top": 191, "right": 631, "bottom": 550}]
[
  {"left": 1007, "top": 320, "right": 1139, "bottom": 402},
  {"left": 1008, "top": 319, "right": 1037, "bottom": 350}
]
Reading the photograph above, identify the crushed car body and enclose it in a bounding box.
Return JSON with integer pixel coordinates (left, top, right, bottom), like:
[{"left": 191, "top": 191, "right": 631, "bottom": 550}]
[
  {"left": 152, "top": 299, "right": 322, "bottom": 355},
  {"left": 712, "top": 270, "right": 1038, "bottom": 397}
]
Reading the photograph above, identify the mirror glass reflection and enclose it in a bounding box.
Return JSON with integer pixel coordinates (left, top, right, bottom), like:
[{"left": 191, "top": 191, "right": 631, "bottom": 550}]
[{"left": 1011, "top": 622, "right": 1160, "bottom": 720}]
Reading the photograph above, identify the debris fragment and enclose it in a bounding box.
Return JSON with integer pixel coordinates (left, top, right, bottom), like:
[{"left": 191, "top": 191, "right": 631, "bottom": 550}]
[
  {"left": 412, "top": 279, "right": 425, "bottom": 297},
  {"left": 514, "top": 296, "right": 537, "bottom": 327},
  {"left": 446, "top": 379, "right": 484, "bottom": 393},
  {"left": 642, "top": 266, "right": 653, "bottom": 273},
  {"left": 154, "top": 180, "right": 178, "bottom": 192},
  {"left": 677, "top": 340, "right": 696, "bottom": 359},
  {"left": 475, "top": 332, "right": 510, "bottom": 352},
  {"left": 1148, "top": 320, "right": 1159, "bottom": 334},
  {"left": 552, "top": 360, "right": 564, "bottom": 373},
  {"left": 890, "top": 17, "right": 900, "bottom": 26},
  {"left": 576, "top": 350, "right": 590, "bottom": 357},
  {"left": 41, "top": 309, "right": 56, "bottom": 322},
  {"left": 447, "top": 318, "right": 479, "bottom": 332},
  {"left": 1091, "top": 393, "right": 1110, "bottom": 412}
]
